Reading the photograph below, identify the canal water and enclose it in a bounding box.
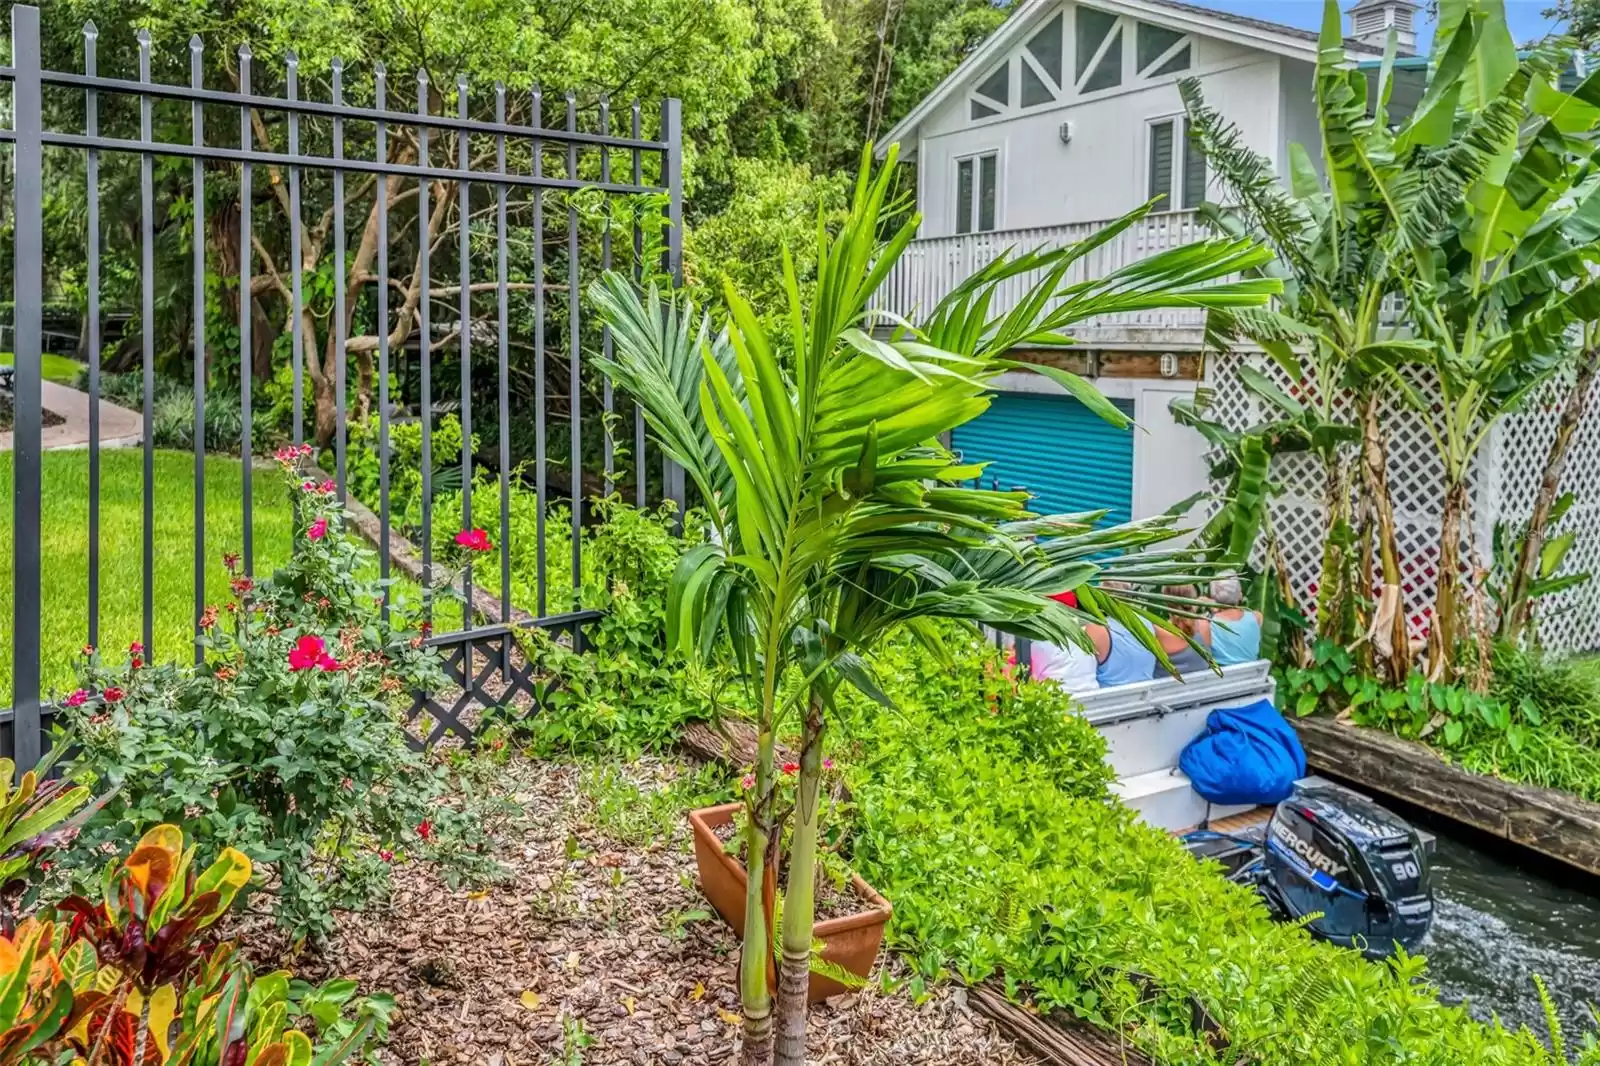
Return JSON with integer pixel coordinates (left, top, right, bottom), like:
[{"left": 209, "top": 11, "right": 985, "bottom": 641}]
[{"left": 1423, "top": 826, "right": 1600, "bottom": 1041}]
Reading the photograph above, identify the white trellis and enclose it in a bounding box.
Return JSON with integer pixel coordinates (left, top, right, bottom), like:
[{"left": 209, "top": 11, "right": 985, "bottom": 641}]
[{"left": 1206, "top": 351, "right": 1600, "bottom": 655}]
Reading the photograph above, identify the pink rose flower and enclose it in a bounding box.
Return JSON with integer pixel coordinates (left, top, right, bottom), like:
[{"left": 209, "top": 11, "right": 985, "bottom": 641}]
[
  {"left": 455, "top": 528, "right": 493, "bottom": 553},
  {"left": 64, "top": 689, "right": 88, "bottom": 708},
  {"left": 307, "top": 517, "right": 329, "bottom": 540},
  {"left": 287, "top": 634, "right": 341, "bottom": 672}
]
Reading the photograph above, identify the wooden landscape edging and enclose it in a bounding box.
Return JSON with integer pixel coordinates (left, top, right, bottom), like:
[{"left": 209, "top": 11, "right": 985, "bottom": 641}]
[
  {"left": 678, "top": 716, "right": 1151, "bottom": 1066},
  {"left": 1294, "top": 715, "right": 1600, "bottom": 878}
]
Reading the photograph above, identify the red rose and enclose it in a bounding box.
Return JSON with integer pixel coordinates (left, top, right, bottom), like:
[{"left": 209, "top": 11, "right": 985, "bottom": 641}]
[
  {"left": 287, "top": 635, "right": 341, "bottom": 672},
  {"left": 102, "top": 687, "right": 124, "bottom": 703},
  {"left": 128, "top": 641, "right": 144, "bottom": 655},
  {"left": 781, "top": 761, "right": 799, "bottom": 775},
  {"left": 378, "top": 849, "right": 394, "bottom": 863},
  {"left": 454, "top": 528, "right": 493, "bottom": 553},
  {"left": 130, "top": 657, "right": 143, "bottom": 670},
  {"left": 417, "top": 819, "right": 434, "bottom": 842}
]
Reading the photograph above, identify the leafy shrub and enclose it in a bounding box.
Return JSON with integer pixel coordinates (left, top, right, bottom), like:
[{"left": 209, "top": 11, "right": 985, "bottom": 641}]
[
  {"left": 345, "top": 412, "right": 471, "bottom": 539},
  {"left": 98, "top": 371, "right": 281, "bottom": 452},
  {"left": 56, "top": 455, "right": 452, "bottom": 941},
  {"left": 510, "top": 497, "right": 743, "bottom": 755}
]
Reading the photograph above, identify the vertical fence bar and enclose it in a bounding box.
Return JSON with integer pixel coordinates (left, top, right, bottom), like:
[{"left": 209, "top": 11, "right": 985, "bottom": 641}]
[
  {"left": 495, "top": 84, "right": 511, "bottom": 637},
  {"left": 238, "top": 45, "right": 254, "bottom": 573},
  {"left": 190, "top": 36, "right": 207, "bottom": 663},
  {"left": 376, "top": 64, "right": 391, "bottom": 620},
  {"left": 599, "top": 96, "right": 613, "bottom": 497},
  {"left": 566, "top": 94, "right": 581, "bottom": 598},
  {"left": 138, "top": 29, "right": 156, "bottom": 657},
  {"left": 85, "top": 21, "right": 102, "bottom": 649},
  {"left": 631, "top": 99, "right": 645, "bottom": 510},
  {"left": 288, "top": 54, "right": 304, "bottom": 450},
  {"left": 457, "top": 76, "right": 473, "bottom": 630},
  {"left": 532, "top": 86, "right": 547, "bottom": 617},
  {"left": 11, "top": 4, "right": 43, "bottom": 770},
  {"left": 659, "top": 99, "right": 686, "bottom": 521},
  {"left": 333, "top": 58, "right": 348, "bottom": 501},
  {"left": 418, "top": 72, "right": 434, "bottom": 622}
]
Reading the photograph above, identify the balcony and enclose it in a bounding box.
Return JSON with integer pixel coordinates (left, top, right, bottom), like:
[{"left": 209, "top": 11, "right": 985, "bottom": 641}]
[{"left": 876, "top": 211, "right": 1213, "bottom": 349}]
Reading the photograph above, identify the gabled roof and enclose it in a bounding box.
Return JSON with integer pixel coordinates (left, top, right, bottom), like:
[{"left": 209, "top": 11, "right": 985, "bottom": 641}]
[{"left": 878, "top": 0, "right": 1386, "bottom": 158}]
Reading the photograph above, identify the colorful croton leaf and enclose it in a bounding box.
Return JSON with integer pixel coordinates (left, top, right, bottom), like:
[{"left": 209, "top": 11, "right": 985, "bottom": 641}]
[
  {"left": 0, "top": 759, "right": 91, "bottom": 891},
  {"left": 56, "top": 825, "right": 252, "bottom": 989},
  {"left": 0, "top": 919, "right": 80, "bottom": 1064}
]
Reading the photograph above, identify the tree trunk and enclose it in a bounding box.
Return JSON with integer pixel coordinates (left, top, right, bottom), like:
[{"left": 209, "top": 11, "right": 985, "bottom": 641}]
[
  {"left": 1501, "top": 349, "right": 1599, "bottom": 646},
  {"left": 1361, "top": 393, "right": 1411, "bottom": 685},
  {"left": 773, "top": 692, "right": 825, "bottom": 1066},
  {"left": 1316, "top": 455, "right": 1356, "bottom": 644},
  {"left": 739, "top": 724, "right": 778, "bottom": 1066},
  {"left": 1428, "top": 478, "right": 1470, "bottom": 681}
]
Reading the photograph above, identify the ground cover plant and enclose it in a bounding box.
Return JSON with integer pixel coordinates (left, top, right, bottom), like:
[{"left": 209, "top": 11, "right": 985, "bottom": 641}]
[
  {"left": 1281, "top": 638, "right": 1600, "bottom": 804},
  {"left": 831, "top": 628, "right": 1600, "bottom": 1066}
]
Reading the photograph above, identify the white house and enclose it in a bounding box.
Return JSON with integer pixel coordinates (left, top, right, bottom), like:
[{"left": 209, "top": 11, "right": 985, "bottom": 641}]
[{"left": 875, "top": 0, "right": 1406, "bottom": 527}]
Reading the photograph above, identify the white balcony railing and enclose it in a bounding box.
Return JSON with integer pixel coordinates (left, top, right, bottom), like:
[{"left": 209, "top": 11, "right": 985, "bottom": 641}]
[{"left": 876, "top": 211, "right": 1212, "bottom": 342}]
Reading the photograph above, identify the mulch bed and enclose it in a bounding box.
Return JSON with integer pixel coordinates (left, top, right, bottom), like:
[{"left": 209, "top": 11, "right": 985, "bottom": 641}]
[
  {"left": 245, "top": 755, "right": 1039, "bottom": 1065},
  {"left": 0, "top": 396, "right": 66, "bottom": 431}
]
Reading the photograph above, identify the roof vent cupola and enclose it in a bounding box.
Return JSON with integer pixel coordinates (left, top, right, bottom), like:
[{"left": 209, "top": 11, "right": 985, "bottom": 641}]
[{"left": 1348, "top": 0, "right": 1419, "bottom": 54}]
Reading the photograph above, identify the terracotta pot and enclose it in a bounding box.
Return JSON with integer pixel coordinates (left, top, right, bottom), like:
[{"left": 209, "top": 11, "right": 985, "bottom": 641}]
[{"left": 688, "top": 801, "right": 892, "bottom": 1002}]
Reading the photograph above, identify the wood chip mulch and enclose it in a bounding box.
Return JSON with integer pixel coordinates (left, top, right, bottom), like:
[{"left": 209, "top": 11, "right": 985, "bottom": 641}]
[{"left": 245, "top": 756, "right": 1040, "bottom": 1066}]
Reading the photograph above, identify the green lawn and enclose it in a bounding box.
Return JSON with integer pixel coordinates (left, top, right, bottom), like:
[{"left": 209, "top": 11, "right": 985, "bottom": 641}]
[
  {"left": 0, "top": 352, "right": 88, "bottom": 386},
  {"left": 0, "top": 448, "right": 296, "bottom": 702}
]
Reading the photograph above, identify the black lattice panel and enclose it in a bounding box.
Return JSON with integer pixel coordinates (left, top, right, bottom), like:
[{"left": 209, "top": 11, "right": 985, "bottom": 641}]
[{"left": 402, "top": 613, "right": 599, "bottom": 750}]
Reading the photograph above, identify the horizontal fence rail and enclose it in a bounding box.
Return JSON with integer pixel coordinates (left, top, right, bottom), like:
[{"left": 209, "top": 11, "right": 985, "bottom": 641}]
[{"left": 3, "top": 4, "right": 687, "bottom": 759}]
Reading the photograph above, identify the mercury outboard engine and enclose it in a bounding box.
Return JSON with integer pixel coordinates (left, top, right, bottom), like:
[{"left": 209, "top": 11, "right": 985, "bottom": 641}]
[{"left": 1254, "top": 786, "right": 1433, "bottom": 958}]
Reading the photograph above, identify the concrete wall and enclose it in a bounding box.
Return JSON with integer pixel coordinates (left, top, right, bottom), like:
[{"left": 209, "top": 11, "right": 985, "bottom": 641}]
[{"left": 915, "top": 1, "right": 1286, "bottom": 238}]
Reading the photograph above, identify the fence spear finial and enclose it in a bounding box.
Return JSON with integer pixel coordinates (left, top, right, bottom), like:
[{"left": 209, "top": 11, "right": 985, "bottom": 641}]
[{"left": 82, "top": 20, "right": 98, "bottom": 41}]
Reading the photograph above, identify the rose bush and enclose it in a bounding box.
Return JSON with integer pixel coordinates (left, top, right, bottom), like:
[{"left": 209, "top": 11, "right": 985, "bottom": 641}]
[{"left": 55, "top": 454, "right": 462, "bottom": 942}]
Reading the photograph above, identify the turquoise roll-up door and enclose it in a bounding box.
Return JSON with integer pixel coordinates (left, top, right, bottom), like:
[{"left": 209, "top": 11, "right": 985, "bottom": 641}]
[{"left": 951, "top": 391, "right": 1135, "bottom": 524}]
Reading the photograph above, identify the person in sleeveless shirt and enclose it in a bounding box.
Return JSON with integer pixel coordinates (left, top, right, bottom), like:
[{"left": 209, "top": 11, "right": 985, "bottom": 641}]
[
  {"left": 1083, "top": 581, "right": 1157, "bottom": 687},
  {"left": 1194, "top": 575, "right": 1263, "bottom": 665}
]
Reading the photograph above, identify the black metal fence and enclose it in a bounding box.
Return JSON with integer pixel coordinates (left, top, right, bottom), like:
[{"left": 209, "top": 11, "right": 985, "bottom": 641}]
[{"left": 2, "top": 4, "right": 685, "bottom": 762}]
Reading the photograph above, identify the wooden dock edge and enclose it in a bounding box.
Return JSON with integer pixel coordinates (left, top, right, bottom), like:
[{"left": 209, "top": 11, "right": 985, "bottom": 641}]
[{"left": 1294, "top": 715, "right": 1600, "bottom": 878}]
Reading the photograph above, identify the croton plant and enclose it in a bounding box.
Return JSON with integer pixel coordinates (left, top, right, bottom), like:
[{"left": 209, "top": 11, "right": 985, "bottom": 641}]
[{"left": 0, "top": 823, "right": 389, "bottom": 1065}]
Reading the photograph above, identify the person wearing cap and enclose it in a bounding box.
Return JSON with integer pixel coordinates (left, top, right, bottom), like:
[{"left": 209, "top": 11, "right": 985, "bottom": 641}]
[{"left": 1027, "top": 589, "right": 1100, "bottom": 695}]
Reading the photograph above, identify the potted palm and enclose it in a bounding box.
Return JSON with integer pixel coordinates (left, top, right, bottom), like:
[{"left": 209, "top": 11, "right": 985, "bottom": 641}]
[{"left": 593, "top": 146, "right": 1277, "bottom": 1066}]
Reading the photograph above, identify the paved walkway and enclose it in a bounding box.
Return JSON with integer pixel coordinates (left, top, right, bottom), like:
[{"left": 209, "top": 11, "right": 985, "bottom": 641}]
[{"left": 0, "top": 380, "right": 143, "bottom": 451}]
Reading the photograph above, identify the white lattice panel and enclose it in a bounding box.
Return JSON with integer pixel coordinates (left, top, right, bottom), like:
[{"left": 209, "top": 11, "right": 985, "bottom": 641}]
[
  {"left": 1489, "top": 370, "right": 1600, "bottom": 653},
  {"left": 1208, "top": 351, "right": 1502, "bottom": 648}
]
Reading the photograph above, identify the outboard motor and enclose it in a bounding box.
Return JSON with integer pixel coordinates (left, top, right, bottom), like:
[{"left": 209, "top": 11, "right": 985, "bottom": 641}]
[{"left": 1256, "top": 785, "right": 1433, "bottom": 958}]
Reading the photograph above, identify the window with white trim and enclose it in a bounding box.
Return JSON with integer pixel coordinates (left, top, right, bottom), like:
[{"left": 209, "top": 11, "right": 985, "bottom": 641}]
[
  {"left": 956, "top": 151, "right": 998, "bottom": 234},
  {"left": 1146, "top": 116, "right": 1206, "bottom": 211}
]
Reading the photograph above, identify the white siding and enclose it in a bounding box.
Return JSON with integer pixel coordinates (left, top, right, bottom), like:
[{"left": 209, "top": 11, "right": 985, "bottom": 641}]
[
  {"left": 914, "top": 1, "right": 1284, "bottom": 238},
  {"left": 1278, "top": 57, "right": 1320, "bottom": 180}
]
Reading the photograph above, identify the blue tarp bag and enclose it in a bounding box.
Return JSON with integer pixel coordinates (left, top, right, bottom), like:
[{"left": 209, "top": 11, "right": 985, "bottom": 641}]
[{"left": 1178, "top": 699, "right": 1307, "bottom": 806}]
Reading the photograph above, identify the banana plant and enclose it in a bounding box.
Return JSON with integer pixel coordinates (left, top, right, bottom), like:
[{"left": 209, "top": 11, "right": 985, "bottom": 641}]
[
  {"left": 1379, "top": 9, "right": 1600, "bottom": 676},
  {"left": 596, "top": 144, "right": 1275, "bottom": 1066}
]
